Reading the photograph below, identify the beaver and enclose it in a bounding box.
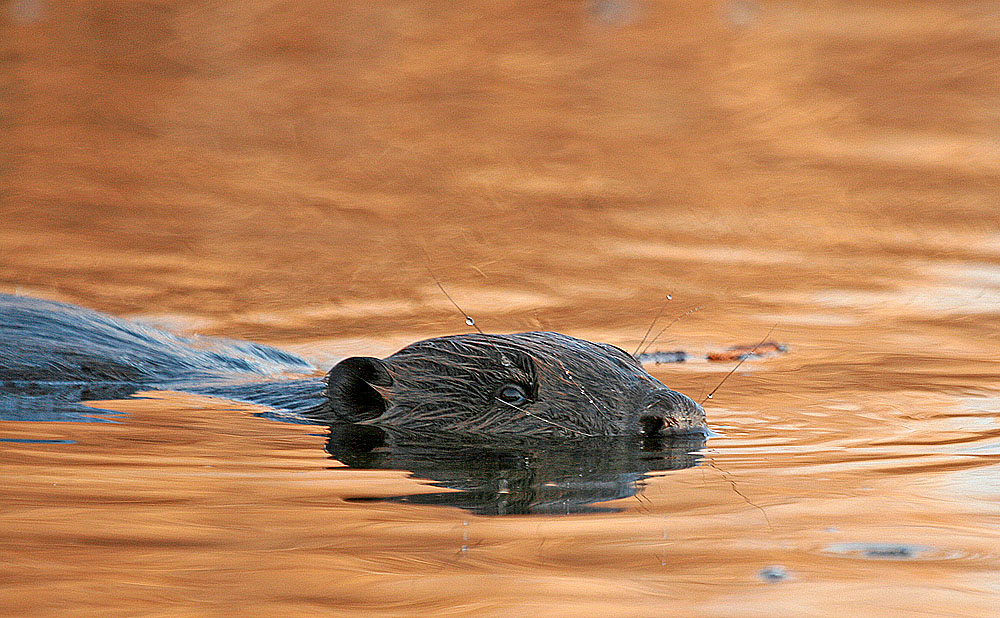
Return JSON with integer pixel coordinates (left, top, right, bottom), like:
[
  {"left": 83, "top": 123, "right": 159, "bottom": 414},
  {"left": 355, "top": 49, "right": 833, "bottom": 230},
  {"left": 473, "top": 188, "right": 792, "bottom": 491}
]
[{"left": 0, "top": 293, "right": 706, "bottom": 438}]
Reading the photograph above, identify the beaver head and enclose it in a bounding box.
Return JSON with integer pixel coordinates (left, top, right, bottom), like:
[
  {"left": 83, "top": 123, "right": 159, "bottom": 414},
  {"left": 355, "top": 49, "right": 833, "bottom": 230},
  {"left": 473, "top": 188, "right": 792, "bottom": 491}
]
[{"left": 318, "top": 332, "right": 706, "bottom": 438}]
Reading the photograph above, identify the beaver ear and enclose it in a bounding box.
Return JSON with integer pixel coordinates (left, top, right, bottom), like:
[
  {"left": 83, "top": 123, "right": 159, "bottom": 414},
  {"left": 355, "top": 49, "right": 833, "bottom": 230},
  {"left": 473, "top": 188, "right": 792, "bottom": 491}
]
[{"left": 324, "top": 357, "right": 393, "bottom": 421}]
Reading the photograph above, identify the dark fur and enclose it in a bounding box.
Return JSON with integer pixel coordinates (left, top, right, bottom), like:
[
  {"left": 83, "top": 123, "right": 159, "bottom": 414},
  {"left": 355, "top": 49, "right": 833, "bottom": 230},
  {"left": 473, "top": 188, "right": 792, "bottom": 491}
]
[{"left": 0, "top": 293, "right": 705, "bottom": 437}]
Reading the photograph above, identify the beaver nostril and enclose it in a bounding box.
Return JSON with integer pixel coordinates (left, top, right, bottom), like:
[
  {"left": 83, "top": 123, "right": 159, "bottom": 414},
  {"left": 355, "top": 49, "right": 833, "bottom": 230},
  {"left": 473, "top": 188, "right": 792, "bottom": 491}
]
[{"left": 640, "top": 388, "right": 706, "bottom": 436}]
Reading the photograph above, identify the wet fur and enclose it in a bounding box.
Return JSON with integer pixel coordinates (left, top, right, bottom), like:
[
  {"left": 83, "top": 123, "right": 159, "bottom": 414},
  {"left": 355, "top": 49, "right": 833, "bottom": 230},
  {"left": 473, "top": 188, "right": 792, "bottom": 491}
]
[{"left": 0, "top": 293, "right": 704, "bottom": 437}]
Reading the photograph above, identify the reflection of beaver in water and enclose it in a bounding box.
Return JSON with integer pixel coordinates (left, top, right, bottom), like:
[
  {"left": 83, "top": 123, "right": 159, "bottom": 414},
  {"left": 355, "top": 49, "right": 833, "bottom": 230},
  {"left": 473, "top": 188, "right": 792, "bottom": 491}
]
[
  {"left": 327, "top": 425, "right": 706, "bottom": 515},
  {"left": 0, "top": 293, "right": 705, "bottom": 438}
]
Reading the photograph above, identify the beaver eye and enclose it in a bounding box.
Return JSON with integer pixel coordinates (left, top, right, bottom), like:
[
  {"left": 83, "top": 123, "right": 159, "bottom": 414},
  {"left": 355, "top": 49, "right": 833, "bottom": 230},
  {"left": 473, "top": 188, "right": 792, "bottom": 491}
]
[{"left": 497, "top": 384, "right": 529, "bottom": 406}]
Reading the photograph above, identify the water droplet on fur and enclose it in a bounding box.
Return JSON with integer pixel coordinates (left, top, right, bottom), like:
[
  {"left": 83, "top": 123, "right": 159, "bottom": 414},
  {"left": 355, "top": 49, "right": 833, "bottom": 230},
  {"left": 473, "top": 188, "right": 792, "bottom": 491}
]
[
  {"left": 465, "top": 316, "right": 475, "bottom": 326},
  {"left": 667, "top": 294, "right": 673, "bottom": 300},
  {"left": 707, "top": 394, "right": 713, "bottom": 399}
]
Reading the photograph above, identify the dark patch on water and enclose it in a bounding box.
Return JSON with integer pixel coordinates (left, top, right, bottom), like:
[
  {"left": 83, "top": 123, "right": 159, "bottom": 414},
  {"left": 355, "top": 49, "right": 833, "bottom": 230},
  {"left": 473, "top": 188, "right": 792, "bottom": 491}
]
[
  {"left": 635, "top": 350, "right": 687, "bottom": 364},
  {"left": 758, "top": 565, "right": 792, "bottom": 582},
  {"left": 824, "top": 542, "right": 936, "bottom": 560},
  {"left": 326, "top": 424, "right": 706, "bottom": 515}
]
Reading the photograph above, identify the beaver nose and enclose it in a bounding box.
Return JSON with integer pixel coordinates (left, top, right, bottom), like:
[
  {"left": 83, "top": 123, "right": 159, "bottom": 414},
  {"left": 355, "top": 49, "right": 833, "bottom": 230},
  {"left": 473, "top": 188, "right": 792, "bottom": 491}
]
[{"left": 639, "top": 388, "right": 707, "bottom": 436}]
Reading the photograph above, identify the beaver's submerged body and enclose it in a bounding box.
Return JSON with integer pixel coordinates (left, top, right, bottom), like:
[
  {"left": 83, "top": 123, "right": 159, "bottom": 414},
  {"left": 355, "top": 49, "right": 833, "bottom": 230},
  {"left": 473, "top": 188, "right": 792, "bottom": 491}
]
[{"left": 0, "top": 293, "right": 705, "bottom": 438}]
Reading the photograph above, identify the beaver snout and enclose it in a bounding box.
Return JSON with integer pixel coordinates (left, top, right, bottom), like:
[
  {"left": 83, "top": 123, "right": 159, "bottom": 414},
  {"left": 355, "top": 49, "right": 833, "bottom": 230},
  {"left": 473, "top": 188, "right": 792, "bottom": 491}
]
[{"left": 638, "top": 388, "right": 707, "bottom": 436}]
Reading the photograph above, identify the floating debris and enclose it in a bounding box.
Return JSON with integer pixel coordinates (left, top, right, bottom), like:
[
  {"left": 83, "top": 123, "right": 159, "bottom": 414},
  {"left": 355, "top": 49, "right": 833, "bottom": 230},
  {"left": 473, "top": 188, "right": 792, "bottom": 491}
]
[
  {"left": 707, "top": 341, "right": 787, "bottom": 362},
  {"left": 635, "top": 350, "right": 687, "bottom": 364}
]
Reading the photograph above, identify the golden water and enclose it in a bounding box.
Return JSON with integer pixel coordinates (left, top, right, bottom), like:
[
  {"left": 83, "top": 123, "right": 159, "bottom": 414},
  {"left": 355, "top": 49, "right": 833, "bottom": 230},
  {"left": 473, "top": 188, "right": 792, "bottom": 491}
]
[{"left": 2, "top": 1, "right": 999, "bottom": 616}]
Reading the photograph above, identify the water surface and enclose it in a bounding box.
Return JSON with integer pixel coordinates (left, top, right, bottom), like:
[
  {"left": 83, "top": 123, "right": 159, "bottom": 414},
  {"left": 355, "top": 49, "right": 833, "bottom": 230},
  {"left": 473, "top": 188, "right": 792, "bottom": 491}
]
[{"left": 2, "top": 2, "right": 999, "bottom": 616}]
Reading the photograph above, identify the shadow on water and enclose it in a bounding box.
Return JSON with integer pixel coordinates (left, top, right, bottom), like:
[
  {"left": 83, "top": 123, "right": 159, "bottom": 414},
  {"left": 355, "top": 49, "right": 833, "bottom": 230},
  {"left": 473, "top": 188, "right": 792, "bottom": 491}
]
[{"left": 326, "top": 424, "right": 706, "bottom": 515}]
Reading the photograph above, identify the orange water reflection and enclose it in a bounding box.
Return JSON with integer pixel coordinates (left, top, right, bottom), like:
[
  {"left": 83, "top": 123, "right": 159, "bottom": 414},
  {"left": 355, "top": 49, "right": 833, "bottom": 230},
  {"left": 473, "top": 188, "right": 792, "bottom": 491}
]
[{"left": 2, "top": 1, "right": 1000, "bottom": 616}]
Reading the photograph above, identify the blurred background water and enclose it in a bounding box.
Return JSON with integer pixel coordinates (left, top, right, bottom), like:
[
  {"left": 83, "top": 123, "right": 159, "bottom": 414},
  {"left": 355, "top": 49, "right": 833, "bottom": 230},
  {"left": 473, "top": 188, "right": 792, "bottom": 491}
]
[{"left": 1, "top": 1, "right": 999, "bottom": 616}]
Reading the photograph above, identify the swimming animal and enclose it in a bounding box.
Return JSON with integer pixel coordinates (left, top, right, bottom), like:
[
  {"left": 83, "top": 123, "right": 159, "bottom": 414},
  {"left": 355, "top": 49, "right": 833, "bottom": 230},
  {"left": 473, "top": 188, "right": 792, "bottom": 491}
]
[{"left": 0, "top": 293, "right": 706, "bottom": 437}]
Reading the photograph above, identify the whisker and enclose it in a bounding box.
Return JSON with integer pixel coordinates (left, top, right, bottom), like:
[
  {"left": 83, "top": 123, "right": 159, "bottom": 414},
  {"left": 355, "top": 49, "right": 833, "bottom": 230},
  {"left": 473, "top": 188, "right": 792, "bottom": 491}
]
[
  {"left": 701, "top": 324, "right": 777, "bottom": 406},
  {"left": 639, "top": 304, "right": 705, "bottom": 356},
  {"left": 421, "top": 247, "right": 483, "bottom": 335},
  {"left": 496, "top": 398, "right": 594, "bottom": 437},
  {"left": 633, "top": 294, "right": 672, "bottom": 356}
]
